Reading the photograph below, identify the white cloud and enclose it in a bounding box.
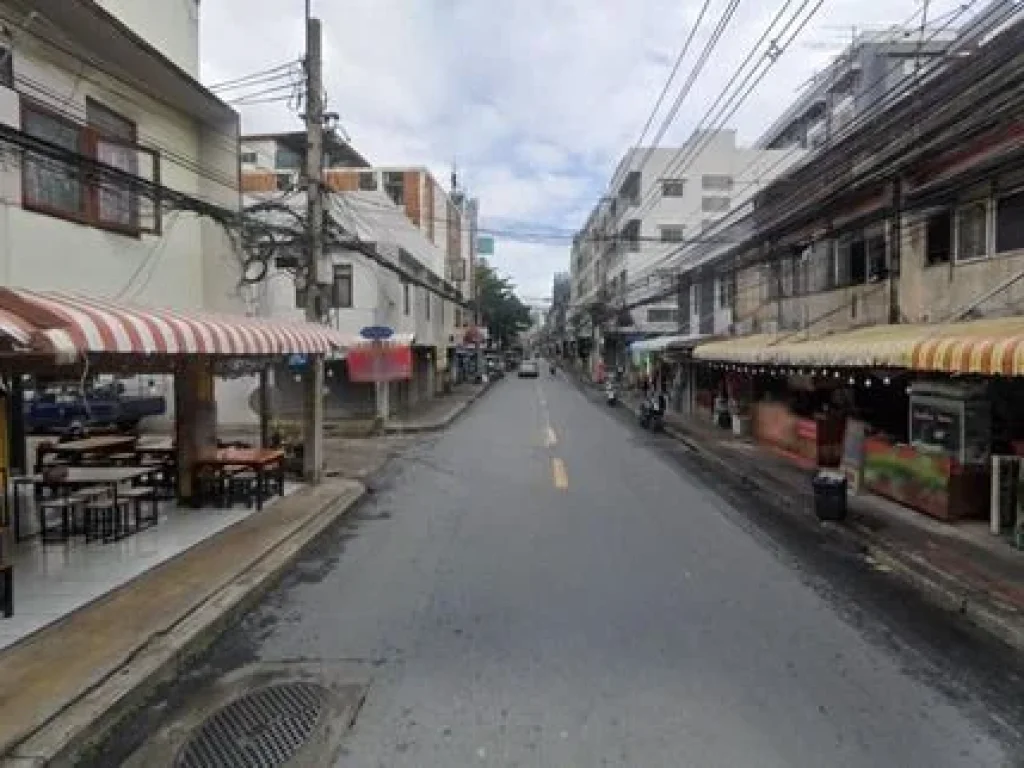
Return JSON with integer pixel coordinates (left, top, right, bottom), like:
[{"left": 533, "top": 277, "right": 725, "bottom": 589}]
[{"left": 203, "top": 0, "right": 972, "bottom": 296}]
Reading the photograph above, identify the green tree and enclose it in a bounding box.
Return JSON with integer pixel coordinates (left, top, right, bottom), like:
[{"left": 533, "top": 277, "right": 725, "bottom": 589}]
[{"left": 475, "top": 259, "right": 531, "bottom": 348}]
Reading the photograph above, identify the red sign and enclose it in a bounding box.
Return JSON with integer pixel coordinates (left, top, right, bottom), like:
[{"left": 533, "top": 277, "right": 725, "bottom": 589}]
[{"left": 347, "top": 343, "right": 413, "bottom": 382}]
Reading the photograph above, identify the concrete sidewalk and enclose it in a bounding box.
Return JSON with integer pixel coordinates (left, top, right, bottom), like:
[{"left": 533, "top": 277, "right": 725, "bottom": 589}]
[
  {"left": 0, "top": 479, "right": 365, "bottom": 766},
  {"left": 385, "top": 381, "right": 490, "bottom": 434},
  {"left": 599, "top": 377, "right": 1024, "bottom": 653}
]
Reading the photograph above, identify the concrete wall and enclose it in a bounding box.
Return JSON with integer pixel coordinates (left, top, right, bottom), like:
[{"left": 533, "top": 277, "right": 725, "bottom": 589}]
[
  {"left": 0, "top": 24, "right": 250, "bottom": 426},
  {"left": 900, "top": 213, "right": 1024, "bottom": 323},
  {"left": 94, "top": 0, "right": 200, "bottom": 79}
]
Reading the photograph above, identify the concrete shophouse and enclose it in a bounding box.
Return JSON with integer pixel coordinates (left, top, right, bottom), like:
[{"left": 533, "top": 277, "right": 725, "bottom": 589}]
[
  {"left": 569, "top": 130, "right": 793, "bottom": 377},
  {"left": 684, "top": 13, "right": 1024, "bottom": 538},
  {"left": 0, "top": 0, "right": 345, "bottom": 651},
  {"left": 249, "top": 186, "right": 461, "bottom": 422}
]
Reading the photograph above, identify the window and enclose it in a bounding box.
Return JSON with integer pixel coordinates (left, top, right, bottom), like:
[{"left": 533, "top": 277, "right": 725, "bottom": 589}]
[
  {"left": 87, "top": 99, "right": 137, "bottom": 228},
  {"left": 403, "top": 282, "right": 410, "bottom": 315},
  {"left": 275, "top": 145, "right": 302, "bottom": 170},
  {"left": 383, "top": 171, "right": 405, "bottom": 206},
  {"left": 702, "top": 174, "right": 733, "bottom": 191},
  {"left": 23, "top": 105, "right": 83, "bottom": 218},
  {"left": 647, "top": 308, "right": 678, "bottom": 323},
  {"left": 925, "top": 210, "right": 952, "bottom": 265},
  {"left": 661, "top": 179, "right": 685, "bottom": 197},
  {"left": 996, "top": 190, "right": 1024, "bottom": 253},
  {"left": 358, "top": 171, "right": 377, "bottom": 191},
  {"left": 702, "top": 196, "right": 730, "bottom": 213},
  {"left": 0, "top": 45, "right": 12, "bottom": 88},
  {"left": 660, "top": 225, "right": 685, "bottom": 243},
  {"left": 22, "top": 99, "right": 155, "bottom": 234},
  {"left": 332, "top": 264, "right": 352, "bottom": 308},
  {"left": 718, "top": 274, "right": 735, "bottom": 309},
  {"left": 956, "top": 201, "right": 989, "bottom": 261},
  {"left": 240, "top": 151, "right": 258, "bottom": 165},
  {"left": 424, "top": 289, "right": 430, "bottom": 320}
]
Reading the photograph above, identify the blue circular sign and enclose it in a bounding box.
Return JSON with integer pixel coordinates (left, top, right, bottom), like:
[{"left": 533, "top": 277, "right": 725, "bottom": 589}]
[{"left": 360, "top": 325, "right": 394, "bottom": 341}]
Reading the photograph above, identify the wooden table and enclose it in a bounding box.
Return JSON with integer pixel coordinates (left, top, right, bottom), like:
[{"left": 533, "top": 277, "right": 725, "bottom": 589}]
[
  {"left": 27, "top": 466, "right": 155, "bottom": 541},
  {"left": 193, "top": 448, "right": 285, "bottom": 510},
  {"left": 38, "top": 435, "right": 139, "bottom": 469}
]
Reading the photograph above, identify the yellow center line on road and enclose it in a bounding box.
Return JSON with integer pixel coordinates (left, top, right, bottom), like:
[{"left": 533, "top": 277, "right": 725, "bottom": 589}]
[{"left": 552, "top": 457, "right": 569, "bottom": 490}]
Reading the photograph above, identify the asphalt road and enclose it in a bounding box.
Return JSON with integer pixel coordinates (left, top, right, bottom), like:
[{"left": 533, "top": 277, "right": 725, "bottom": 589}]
[{"left": 90, "top": 370, "right": 1024, "bottom": 767}]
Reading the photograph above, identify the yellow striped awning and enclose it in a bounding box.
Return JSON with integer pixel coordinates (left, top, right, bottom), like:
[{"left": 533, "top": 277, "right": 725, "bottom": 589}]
[{"left": 693, "top": 316, "right": 1024, "bottom": 376}]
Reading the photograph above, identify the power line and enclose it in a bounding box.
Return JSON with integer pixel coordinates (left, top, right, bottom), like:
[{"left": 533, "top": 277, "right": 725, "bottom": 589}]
[
  {"left": 631, "top": 0, "right": 715, "bottom": 149},
  {"left": 613, "top": 0, "right": 991, "bottom": 298},
  {"left": 208, "top": 60, "right": 299, "bottom": 90}
]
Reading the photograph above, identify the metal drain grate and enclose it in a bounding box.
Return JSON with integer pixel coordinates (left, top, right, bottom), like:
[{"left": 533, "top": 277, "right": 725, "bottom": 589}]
[{"left": 176, "top": 682, "right": 328, "bottom": 768}]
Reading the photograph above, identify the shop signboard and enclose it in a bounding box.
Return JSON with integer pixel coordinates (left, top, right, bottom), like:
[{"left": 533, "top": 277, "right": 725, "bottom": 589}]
[
  {"left": 840, "top": 418, "right": 866, "bottom": 494},
  {"left": 347, "top": 328, "right": 412, "bottom": 383}
]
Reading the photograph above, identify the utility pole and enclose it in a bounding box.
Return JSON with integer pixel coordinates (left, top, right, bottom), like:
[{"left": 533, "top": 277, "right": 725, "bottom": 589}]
[{"left": 303, "top": 8, "right": 324, "bottom": 483}]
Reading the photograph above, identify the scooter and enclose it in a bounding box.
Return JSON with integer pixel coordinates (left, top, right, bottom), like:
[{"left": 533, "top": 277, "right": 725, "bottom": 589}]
[{"left": 638, "top": 396, "right": 665, "bottom": 431}]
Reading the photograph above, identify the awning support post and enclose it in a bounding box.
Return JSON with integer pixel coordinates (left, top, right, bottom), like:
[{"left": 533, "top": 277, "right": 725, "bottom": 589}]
[
  {"left": 259, "top": 366, "right": 270, "bottom": 450},
  {"left": 302, "top": 356, "right": 324, "bottom": 484}
]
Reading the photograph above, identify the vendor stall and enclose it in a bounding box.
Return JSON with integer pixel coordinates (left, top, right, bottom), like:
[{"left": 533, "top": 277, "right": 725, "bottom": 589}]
[{"left": 862, "top": 381, "right": 990, "bottom": 521}]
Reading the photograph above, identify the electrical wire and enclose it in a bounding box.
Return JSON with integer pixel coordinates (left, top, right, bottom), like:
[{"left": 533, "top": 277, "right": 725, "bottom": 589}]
[
  {"left": 611, "top": 0, "right": 995, "bottom": 299},
  {"left": 630, "top": 0, "right": 716, "bottom": 149},
  {"left": 608, "top": 0, "right": 976, "bottom": 288}
]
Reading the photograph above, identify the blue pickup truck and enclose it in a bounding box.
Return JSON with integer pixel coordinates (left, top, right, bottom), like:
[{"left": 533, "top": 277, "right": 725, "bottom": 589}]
[{"left": 23, "top": 387, "right": 166, "bottom": 434}]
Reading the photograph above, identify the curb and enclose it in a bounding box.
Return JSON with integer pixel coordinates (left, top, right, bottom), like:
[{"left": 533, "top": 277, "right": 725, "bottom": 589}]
[
  {"left": 384, "top": 382, "right": 492, "bottom": 435},
  {"left": 6, "top": 484, "right": 367, "bottom": 768}
]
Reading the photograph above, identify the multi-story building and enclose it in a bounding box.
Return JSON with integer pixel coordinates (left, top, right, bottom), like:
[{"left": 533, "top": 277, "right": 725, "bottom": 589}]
[
  {"left": 243, "top": 149, "right": 466, "bottom": 417},
  {"left": 0, "top": 0, "right": 251, "bottom": 423},
  {"left": 570, "top": 130, "right": 794, "bottom": 372},
  {"left": 756, "top": 29, "right": 956, "bottom": 153}
]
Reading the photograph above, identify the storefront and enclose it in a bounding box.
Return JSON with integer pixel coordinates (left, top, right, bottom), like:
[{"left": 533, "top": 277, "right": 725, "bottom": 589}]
[{"left": 0, "top": 288, "right": 346, "bottom": 638}]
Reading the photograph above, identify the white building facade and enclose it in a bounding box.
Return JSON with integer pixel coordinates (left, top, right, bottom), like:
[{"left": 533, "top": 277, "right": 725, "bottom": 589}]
[
  {"left": 569, "top": 130, "right": 796, "bottom": 374},
  {"left": 0, "top": 0, "right": 251, "bottom": 423}
]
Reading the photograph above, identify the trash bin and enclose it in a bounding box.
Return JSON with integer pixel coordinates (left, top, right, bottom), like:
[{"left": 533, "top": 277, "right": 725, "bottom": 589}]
[{"left": 812, "top": 470, "right": 848, "bottom": 522}]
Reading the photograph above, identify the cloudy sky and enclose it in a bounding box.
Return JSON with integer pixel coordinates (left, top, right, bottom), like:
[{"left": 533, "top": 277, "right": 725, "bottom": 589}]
[{"left": 201, "top": 0, "right": 971, "bottom": 301}]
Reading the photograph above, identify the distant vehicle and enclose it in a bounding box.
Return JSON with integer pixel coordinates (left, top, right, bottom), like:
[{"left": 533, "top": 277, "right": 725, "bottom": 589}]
[
  {"left": 486, "top": 355, "right": 504, "bottom": 380},
  {"left": 517, "top": 360, "right": 539, "bottom": 378},
  {"left": 23, "top": 385, "right": 166, "bottom": 434}
]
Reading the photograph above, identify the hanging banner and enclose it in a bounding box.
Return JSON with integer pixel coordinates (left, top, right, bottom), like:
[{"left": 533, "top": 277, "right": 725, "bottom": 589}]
[{"left": 347, "top": 343, "right": 413, "bottom": 382}]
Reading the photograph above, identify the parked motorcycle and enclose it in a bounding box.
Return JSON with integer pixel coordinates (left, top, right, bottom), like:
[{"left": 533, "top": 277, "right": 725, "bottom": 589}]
[
  {"left": 605, "top": 383, "right": 617, "bottom": 406},
  {"left": 638, "top": 395, "right": 665, "bottom": 431}
]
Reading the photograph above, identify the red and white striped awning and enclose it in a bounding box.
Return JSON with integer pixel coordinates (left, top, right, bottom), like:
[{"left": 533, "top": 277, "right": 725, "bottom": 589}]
[{"left": 0, "top": 288, "right": 347, "bottom": 358}]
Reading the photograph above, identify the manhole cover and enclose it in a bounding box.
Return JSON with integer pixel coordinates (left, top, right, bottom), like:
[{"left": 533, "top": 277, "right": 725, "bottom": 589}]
[{"left": 176, "top": 682, "right": 328, "bottom": 768}]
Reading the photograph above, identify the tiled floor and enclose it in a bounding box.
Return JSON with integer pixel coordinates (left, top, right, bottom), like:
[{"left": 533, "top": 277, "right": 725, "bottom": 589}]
[{"left": 0, "top": 484, "right": 299, "bottom": 651}]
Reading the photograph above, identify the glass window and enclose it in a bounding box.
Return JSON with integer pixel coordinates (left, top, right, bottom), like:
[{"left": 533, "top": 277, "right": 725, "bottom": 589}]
[
  {"left": 358, "top": 171, "right": 377, "bottom": 191},
  {"left": 659, "top": 225, "right": 684, "bottom": 243},
  {"left": 424, "top": 289, "right": 430, "bottom": 320},
  {"left": 383, "top": 171, "right": 405, "bottom": 206},
  {"left": 647, "top": 308, "right": 678, "bottom": 323},
  {"left": 702, "top": 174, "right": 733, "bottom": 191},
  {"left": 0, "top": 45, "right": 11, "bottom": 89},
  {"left": 22, "top": 106, "right": 84, "bottom": 216},
  {"left": 87, "top": 99, "right": 137, "bottom": 228},
  {"left": 332, "top": 264, "right": 353, "bottom": 308},
  {"left": 275, "top": 145, "right": 303, "bottom": 170},
  {"left": 996, "top": 190, "right": 1024, "bottom": 253},
  {"left": 702, "top": 196, "right": 730, "bottom": 213},
  {"left": 403, "top": 282, "right": 410, "bottom": 315},
  {"left": 240, "top": 151, "right": 258, "bottom": 164},
  {"left": 661, "top": 179, "right": 685, "bottom": 197},
  {"left": 956, "top": 201, "right": 989, "bottom": 261},
  {"left": 926, "top": 210, "right": 952, "bottom": 265}
]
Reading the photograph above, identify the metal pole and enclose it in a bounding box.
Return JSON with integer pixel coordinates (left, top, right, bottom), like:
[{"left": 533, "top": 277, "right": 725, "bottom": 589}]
[{"left": 303, "top": 15, "right": 324, "bottom": 483}]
